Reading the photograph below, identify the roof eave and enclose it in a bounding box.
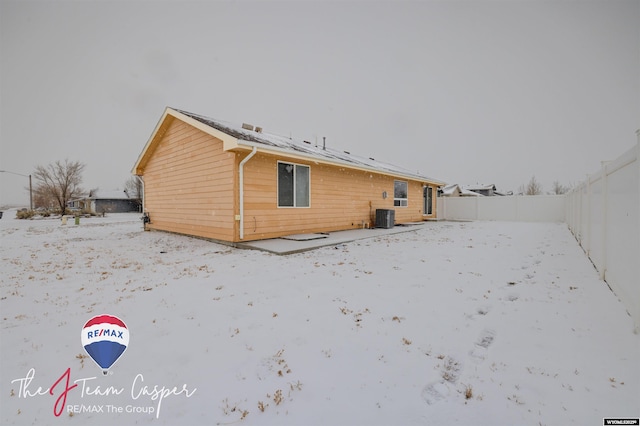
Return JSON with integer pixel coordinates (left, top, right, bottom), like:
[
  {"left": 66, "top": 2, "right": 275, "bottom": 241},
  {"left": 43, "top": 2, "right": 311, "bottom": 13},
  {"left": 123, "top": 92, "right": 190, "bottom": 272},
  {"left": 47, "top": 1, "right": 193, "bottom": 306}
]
[{"left": 234, "top": 140, "right": 446, "bottom": 185}]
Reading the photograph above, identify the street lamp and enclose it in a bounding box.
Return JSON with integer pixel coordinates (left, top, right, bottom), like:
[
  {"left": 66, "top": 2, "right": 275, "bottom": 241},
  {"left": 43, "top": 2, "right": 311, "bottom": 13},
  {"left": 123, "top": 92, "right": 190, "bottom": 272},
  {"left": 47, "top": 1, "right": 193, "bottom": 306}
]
[{"left": 0, "top": 170, "right": 33, "bottom": 210}]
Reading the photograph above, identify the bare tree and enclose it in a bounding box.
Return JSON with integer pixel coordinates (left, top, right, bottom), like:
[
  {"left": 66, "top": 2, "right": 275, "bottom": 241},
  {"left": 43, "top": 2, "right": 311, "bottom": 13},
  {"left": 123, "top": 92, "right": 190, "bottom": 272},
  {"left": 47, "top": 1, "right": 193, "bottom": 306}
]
[
  {"left": 33, "top": 159, "right": 86, "bottom": 214},
  {"left": 550, "top": 180, "right": 570, "bottom": 195},
  {"left": 124, "top": 176, "right": 143, "bottom": 212},
  {"left": 32, "top": 188, "right": 57, "bottom": 210},
  {"left": 519, "top": 176, "right": 542, "bottom": 195}
]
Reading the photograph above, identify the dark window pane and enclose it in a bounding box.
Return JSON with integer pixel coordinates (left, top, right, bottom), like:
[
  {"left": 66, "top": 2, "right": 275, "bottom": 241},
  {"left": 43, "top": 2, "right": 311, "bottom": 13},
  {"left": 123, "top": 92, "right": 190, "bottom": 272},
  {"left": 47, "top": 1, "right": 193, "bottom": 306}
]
[
  {"left": 394, "top": 181, "right": 407, "bottom": 199},
  {"left": 278, "top": 163, "right": 294, "bottom": 206}
]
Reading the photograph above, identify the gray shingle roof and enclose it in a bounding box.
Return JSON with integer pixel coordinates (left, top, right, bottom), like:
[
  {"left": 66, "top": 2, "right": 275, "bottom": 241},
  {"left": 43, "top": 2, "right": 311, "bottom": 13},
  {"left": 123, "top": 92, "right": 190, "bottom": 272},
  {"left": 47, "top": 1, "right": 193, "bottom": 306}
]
[{"left": 175, "top": 108, "right": 444, "bottom": 185}]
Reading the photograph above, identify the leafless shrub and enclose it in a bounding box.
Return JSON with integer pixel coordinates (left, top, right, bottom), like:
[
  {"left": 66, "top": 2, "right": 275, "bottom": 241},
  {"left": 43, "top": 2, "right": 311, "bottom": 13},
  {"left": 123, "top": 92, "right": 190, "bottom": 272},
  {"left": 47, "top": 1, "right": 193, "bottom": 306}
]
[
  {"left": 551, "top": 180, "right": 570, "bottom": 195},
  {"left": 519, "top": 175, "right": 542, "bottom": 195},
  {"left": 221, "top": 398, "right": 249, "bottom": 420},
  {"left": 273, "top": 389, "right": 283, "bottom": 405},
  {"left": 464, "top": 384, "right": 473, "bottom": 399},
  {"left": 15, "top": 210, "right": 35, "bottom": 219},
  {"left": 289, "top": 381, "right": 303, "bottom": 392},
  {"left": 76, "top": 353, "right": 87, "bottom": 369}
]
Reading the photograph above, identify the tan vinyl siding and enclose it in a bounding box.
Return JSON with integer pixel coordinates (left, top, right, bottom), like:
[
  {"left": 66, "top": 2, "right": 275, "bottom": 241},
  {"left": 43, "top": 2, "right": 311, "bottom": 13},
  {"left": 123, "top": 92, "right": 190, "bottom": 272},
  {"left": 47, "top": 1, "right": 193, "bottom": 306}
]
[
  {"left": 239, "top": 152, "right": 429, "bottom": 241},
  {"left": 142, "top": 119, "right": 237, "bottom": 241},
  {"left": 137, "top": 114, "right": 440, "bottom": 243}
]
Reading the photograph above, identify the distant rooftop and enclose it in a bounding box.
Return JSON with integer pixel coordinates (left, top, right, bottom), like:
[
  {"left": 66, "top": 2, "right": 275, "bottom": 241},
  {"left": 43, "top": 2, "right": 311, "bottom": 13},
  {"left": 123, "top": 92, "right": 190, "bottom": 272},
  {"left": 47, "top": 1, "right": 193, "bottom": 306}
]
[{"left": 87, "top": 190, "right": 131, "bottom": 200}]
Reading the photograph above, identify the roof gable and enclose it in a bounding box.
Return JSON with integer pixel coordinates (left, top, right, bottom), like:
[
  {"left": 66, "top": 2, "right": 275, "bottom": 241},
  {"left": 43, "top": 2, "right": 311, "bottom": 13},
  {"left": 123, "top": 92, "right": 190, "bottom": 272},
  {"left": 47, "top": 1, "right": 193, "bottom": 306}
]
[
  {"left": 133, "top": 108, "right": 240, "bottom": 175},
  {"left": 441, "top": 184, "right": 461, "bottom": 196}
]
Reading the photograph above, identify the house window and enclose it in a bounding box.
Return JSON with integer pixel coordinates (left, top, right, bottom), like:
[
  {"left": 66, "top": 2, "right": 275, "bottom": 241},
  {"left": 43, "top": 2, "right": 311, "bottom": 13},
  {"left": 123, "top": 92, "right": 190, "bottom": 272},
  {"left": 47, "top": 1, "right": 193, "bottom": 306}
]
[
  {"left": 278, "top": 162, "right": 310, "bottom": 207},
  {"left": 394, "top": 180, "right": 408, "bottom": 207}
]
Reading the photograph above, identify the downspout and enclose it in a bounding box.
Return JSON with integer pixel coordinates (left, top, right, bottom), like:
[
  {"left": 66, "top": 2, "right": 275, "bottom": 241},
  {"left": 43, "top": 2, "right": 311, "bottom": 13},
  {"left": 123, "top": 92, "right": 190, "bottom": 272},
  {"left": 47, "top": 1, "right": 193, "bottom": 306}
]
[
  {"left": 135, "top": 175, "right": 149, "bottom": 228},
  {"left": 135, "top": 175, "right": 145, "bottom": 213},
  {"left": 239, "top": 147, "right": 258, "bottom": 240}
]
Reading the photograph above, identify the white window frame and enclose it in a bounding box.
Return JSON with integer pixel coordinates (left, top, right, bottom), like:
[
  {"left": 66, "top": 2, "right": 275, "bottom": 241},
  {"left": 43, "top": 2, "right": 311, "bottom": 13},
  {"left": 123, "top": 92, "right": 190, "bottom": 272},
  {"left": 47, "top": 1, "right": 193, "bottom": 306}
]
[
  {"left": 394, "top": 180, "right": 408, "bottom": 207},
  {"left": 277, "top": 161, "right": 311, "bottom": 208}
]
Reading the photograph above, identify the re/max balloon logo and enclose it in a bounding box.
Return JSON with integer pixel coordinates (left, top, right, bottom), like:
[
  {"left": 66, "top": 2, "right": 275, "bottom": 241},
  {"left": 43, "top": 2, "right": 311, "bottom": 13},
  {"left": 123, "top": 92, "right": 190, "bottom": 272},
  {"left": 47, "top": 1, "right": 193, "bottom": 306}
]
[
  {"left": 9, "top": 314, "right": 196, "bottom": 419},
  {"left": 81, "top": 315, "right": 129, "bottom": 375}
]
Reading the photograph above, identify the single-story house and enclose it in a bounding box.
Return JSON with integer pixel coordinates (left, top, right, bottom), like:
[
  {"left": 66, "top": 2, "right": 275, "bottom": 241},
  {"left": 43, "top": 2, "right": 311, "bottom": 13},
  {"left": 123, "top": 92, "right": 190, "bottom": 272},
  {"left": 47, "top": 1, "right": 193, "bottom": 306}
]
[
  {"left": 462, "top": 183, "right": 502, "bottom": 197},
  {"left": 439, "top": 184, "right": 484, "bottom": 197},
  {"left": 69, "top": 190, "right": 141, "bottom": 214},
  {"left": 132, "top": 107, "right": 445, "bottom": 243}
]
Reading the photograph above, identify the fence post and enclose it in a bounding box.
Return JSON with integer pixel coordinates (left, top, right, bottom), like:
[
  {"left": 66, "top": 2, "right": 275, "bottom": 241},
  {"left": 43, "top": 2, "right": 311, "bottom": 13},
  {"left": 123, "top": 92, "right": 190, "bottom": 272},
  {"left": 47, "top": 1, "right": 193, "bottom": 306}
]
[
  {"left": 576, "top": 187, "right": 581, "bottom": 241},
  {"left": 636, "top": 134, "right": 640, "bottom": 334},
  {"left": 575, "top": 185, "right": 582, "bottom": 241},
  {"left": 585, "top": 175, "right": 591, "bottom": 257},
  {"left": 601, "top": 163, "right": 608, "bottom": 280},
  {"left": 443, "top": 196, "right": 447, "bottom": 220},
  {"left": 475, "top": 195, "right": 479, "bottom": 220}
]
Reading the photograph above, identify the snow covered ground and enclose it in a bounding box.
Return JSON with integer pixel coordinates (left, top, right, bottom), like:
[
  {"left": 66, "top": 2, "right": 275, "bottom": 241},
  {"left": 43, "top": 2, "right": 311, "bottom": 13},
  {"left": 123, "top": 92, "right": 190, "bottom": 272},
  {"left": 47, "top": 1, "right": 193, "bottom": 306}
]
[{"left": 1, "top": 212, "right": 638, "bottom": 426}]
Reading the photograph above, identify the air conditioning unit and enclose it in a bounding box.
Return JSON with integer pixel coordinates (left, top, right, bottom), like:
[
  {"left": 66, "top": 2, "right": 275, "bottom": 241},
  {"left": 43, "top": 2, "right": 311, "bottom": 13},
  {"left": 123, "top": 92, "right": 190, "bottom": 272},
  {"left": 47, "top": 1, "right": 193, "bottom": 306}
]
[{"left": 375, "top": 209, "right": 395, "bottom": 229}]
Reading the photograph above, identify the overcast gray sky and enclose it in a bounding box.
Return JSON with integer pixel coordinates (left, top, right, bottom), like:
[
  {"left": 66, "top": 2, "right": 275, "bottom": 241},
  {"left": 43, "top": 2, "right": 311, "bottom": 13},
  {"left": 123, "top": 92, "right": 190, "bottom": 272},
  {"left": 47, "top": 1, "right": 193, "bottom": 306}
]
[{"left": 1, "top": 0, "right": 638, "bottom": 206}]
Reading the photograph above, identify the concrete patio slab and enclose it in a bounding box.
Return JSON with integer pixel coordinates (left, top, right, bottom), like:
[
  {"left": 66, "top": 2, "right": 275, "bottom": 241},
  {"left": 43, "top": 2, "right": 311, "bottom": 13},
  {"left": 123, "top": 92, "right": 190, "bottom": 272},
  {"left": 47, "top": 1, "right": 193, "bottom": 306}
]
[{"left": 235, "top": 222, "right": 428, "bottom": 255}]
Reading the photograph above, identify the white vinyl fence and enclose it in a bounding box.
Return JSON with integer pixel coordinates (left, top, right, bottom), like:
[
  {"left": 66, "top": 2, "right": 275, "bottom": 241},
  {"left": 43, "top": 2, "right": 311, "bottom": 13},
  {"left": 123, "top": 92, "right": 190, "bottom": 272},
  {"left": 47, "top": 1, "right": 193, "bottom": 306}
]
[
  {"left": 565, "top": 139, "right": 639, "bottom": 333},
  {"left": 436, "top": 137, "right": 639, "bottom": 332},
  {"left": 438, "top": 195, "right": 565, "bottom": 222}
]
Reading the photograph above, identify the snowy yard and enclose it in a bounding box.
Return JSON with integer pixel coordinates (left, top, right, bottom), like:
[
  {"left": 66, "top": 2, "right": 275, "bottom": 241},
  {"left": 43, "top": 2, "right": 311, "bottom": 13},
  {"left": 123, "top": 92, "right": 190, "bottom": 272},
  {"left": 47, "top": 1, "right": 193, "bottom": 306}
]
[{"left": 1, "top": 213, "right": 638, "bottom": 426}]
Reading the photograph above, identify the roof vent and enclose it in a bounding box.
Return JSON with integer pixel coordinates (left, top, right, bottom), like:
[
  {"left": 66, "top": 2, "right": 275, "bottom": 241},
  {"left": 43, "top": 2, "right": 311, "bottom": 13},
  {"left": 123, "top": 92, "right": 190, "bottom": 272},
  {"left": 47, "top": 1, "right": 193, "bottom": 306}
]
[
  {"left": 255, "top": 126, "right": 262, "bottom": 133},
  {"left": 242, "top": 123, "right": 254, "bottom": 131}
]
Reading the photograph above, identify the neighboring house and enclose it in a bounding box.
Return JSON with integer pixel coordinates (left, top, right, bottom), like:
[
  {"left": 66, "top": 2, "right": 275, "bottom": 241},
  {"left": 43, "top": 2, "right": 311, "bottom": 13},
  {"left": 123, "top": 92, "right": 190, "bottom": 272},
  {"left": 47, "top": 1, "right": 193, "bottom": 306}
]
[
  {"left": 132, "top": 107, "right": 445, "bottom": 243},
  {"left": 462, "top": 184, "right": 499, "bottom": 197},
  {"left": 69, "top": 190, "right": 141, "bottom": 214},
  {"left": 439, "top": 184, "right": 461, "bottom": 197},
  {"left": 439, "top": 184, "right": 483, "bottom": 197}
]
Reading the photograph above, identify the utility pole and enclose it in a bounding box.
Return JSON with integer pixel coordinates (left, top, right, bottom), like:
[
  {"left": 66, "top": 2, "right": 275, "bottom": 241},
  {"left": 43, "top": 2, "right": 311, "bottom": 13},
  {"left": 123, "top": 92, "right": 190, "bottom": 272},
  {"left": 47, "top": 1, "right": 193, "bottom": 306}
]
[{"left": 0, "top": 170, "right": 33, "bottom": 210}]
